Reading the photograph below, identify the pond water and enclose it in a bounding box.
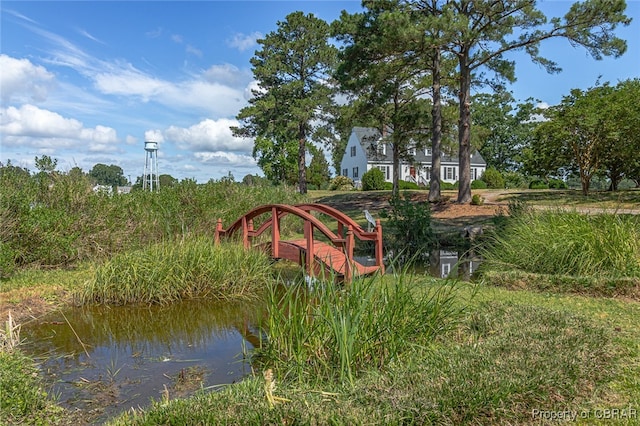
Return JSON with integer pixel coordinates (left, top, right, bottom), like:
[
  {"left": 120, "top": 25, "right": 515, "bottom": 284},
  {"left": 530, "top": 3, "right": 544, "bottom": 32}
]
[
  {"left": 20, "top": 249, "right": 479, "bottom": 423},
  {"left": 21, "top": 299, "right": 264, "bottom": 423}
]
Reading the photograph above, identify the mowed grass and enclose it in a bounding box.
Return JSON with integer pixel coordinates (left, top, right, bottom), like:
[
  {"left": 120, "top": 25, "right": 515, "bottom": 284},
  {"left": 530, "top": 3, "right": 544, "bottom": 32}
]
[{"left": 108, "top": 277, "right": 640, "bottom": 426}]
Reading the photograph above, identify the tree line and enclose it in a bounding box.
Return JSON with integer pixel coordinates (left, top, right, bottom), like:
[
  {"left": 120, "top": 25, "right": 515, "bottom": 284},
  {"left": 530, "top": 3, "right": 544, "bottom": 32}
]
[{"left": 232, "top": 0, "right": 632, "bottom": 201}]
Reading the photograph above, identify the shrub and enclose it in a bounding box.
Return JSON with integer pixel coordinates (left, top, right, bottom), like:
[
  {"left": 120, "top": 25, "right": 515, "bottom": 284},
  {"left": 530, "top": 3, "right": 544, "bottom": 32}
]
[
  {"left": 503, "top": 171, "right": 528, "bottom": 189},
  {"left": 481, "top": 167, "right": 505, "bottom": 189},
  {"left": 382, "top": 192, "right": 436, "bottom": 259},
  {"left": 383, "top": 180, "right": 421, "bottom": 190},
  {"left": 361, "top": 168, "right": 386, "bottom": 191},
  {"left": 471, "top": 194, "right": 484, "bottom": 205},
  {"left": 548, "top": 178, "right": 568, "bottom": 189},
  {"left": 529, "top": 179, "right": 549, "bottom": 189},
  {"left": 470, "top": 179, "right": 487, "bottom": 189},
  {"left": 440, "top": 181, "right": 456, "bottom": 190},
  {"left": 329, "top": 175, "right": 355, "bottom": 191}
]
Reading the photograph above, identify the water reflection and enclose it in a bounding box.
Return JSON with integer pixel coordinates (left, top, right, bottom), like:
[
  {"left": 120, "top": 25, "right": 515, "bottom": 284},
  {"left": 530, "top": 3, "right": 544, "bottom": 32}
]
[
  {"left": 21, "top": 299, "right": 264, "bottom": 423},
  {"left": 357, "top": 249, "right": 482, "bottom": 280}
]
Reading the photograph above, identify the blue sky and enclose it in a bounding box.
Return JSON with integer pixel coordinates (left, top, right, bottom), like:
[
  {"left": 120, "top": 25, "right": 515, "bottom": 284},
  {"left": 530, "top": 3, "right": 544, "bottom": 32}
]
[{"left": 1, "top": 1, "right": 638, "bottom": 183}]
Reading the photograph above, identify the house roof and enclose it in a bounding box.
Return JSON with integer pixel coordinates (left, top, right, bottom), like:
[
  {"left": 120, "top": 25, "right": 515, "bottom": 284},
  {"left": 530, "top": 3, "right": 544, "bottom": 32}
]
[{"left": 350, "top": 127, "right": 487, "bottom": 166}]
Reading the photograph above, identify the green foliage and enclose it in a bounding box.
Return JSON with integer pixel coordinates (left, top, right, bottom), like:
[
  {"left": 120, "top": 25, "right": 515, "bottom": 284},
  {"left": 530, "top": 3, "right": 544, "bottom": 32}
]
[
  {"left": 440, "top": 181, "right": 456, "bottom": 190},
  {"left": 329, "top": 175, "right": 354, "bottom": 191},
  {"left": 482, "top": 210, "right": 640, "bottom": 278},
  {"left": 481, "top": 167, "right": 505, "bottom": 189},
  {"left": 0, "top": 164, "right": 305, "bottom": 277},
  {"left": 256, "top": 275, "right": 463, "bottom": 386},
  {"left": 361, "top": 168, "right": 385, "bottom": 191},
  {"left": 233, "top": 12, "right": 338, "bottom": 193},
  {"left": 471, "top": 194, "right": 484, "bottom": 206},
  {"left": 470, "top": 179, "right": 487, "bottom": 189},
  {"left": 80, "top": 239, "right": 273, "bottom": 305},
  {"left": 503, "top": 171, "right": 529, "bottom": 189},
  {"left": 548, "top": 178, "right": 568, "bottom": 189},
  {"left": 89, "top": 163, "right": 128, "bottom": 186},
  {"left": 382, "top": 192, "right": 436, "bottom": 258},
  {"left": 0, "top": 350, "right": 57, "bottom": 422},
  {"left": 529, "top": 179, "right": 549, "bottom": 189},
  {"left": 382, "top": 180, "right": 420, "bottom": 190},
  {"left": 307, "top": 152, "right": 331, "bottom": 189}
]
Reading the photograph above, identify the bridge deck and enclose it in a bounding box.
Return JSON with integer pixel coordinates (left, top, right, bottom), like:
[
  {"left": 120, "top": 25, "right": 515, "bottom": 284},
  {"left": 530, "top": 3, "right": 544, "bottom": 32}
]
[{"left": 276, "top": 239, "right": 381, "bottom": 278}]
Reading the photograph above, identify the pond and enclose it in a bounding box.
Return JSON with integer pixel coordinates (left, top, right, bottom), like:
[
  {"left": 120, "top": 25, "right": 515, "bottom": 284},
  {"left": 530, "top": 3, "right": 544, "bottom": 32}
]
[
  {"left": 20, "top": 249, "right": 479, "bottom": 423},
  {"left": 21, "top": 299, "right": 264, "bottom": 423}
]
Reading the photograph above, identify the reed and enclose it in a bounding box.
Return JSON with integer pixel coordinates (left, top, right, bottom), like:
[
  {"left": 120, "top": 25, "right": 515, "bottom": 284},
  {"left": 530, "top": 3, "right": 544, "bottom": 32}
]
[
  {"left": 79, "top": 238, "right": 273, "bottom": 305},
  {"left": 256, "top": 273, "right": 464, "bottom": 386},
  {"left": 482, "top": 209, "right": 640, "bottom": 278}
]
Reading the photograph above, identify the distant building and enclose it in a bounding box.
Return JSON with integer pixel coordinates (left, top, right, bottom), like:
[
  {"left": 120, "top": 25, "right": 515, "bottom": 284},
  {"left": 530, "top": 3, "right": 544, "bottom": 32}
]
[
  {"left": 92, "top": 184, "right": 113, "bottom": 194},
  {"left": 339, "top": 127, "right": 487, "bottom": 186},
  {"left": 117, "top": 186, "right": 132, "bottom": 194}
]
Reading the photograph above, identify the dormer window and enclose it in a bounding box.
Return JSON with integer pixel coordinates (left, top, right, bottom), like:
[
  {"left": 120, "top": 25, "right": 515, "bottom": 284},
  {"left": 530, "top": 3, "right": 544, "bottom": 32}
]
[
  {"left": 350, "top": 146, "right": 356, "bottom": 157},
  {"left": 409, "top": 146, "right": 416, "bottom": 156},
  {"left": 425, "top": 147, "right": 432, "bottom": 156},
  {"left": 377, "top": 143, "right": 386, "bottom": 156}
]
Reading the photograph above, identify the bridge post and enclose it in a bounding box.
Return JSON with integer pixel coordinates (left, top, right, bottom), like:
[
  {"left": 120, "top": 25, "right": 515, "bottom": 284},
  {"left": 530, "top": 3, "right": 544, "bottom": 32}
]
[
  {"left": 304, "top": 220, "right": 314, "bottom": 277},
  {"left": 345, "top": 225, "right": 354, "bottom": 283},
  {"left": 375, "top": 219, "right": 385, "bottom": 274},
  {"left": 241, "top": 216, "right": 249, "bottom": 248},
  {"left": 214, "top": 218, "right": 223, "bottom": 244},
  {"left": 271, "top": 207, "right": 279, "bottom": 258}
]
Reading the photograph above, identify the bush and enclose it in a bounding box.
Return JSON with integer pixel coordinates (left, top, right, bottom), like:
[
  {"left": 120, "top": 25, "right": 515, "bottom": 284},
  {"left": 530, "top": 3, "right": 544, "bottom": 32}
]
[
  {"left": 529, "top": 179, "right": 549, "bottom": 189},
  {"left": 383, "top": 180, "right": 421, "bottom": 190},
  {"left": 382, "top": 192, "right": 436, "bottom": 260},
  {"left": 471, "top": 179, "right": 487, "bottom": 189},
  {"left": 361, "top": 168, "right": 386, "bottom": 191},
  {"left": 329, "top": 175, "right": 355, "bottom": 191},
  {"left": 503, "top": 171, "right": 528, "bottom": 189},
  {"left": 440, "top": 181, "right": 456, "bottom": 190},
  {"left": 481, "top": 167, "right": 505, "bottom": 189},
  {"left": 548, "top": 178, "right": 568, "bottom": 189},
  {"left": 471, "top": 194, "right": 484, "bottom": 205}
]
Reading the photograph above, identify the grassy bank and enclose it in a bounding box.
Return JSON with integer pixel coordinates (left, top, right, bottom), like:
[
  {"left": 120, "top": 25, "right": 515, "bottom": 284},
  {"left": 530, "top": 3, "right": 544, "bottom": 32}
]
[
  {"left": 108, "top": 277, "right": 639, "bottom": 425},
  {"left": 78, "top": 239, "right": 274, "bottom": 305}
]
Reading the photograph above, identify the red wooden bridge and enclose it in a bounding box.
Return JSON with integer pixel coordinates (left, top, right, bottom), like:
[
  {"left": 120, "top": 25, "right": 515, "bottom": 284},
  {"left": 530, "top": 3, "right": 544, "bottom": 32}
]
[{"left": 214, "top": 203, "right": 384, "bottom": 282}]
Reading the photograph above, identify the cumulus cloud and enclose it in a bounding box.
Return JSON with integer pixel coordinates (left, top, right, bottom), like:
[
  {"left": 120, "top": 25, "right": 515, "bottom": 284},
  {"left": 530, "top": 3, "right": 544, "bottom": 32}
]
[
  {"left": 227, "top": 32, "right": 261, "bottom": 52},
  {"left": 144, "top": 129, "right": 164, "bottom": 143},
  {"left": 0, "top": 55, "right": 55, "bottom": 103},
  {"left": 194, "top": 151, "right": 256, "bottom": 166},
  {"left": 0, "top": 104, "right": 119, "bottom": 151},
  {"left": 164, "top": 118, "right": 252, "bottom": 152}
]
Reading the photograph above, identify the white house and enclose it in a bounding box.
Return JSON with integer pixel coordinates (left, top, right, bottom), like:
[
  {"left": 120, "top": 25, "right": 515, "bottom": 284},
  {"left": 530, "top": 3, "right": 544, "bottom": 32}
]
[{"left": 339, "top": 127, "right": 487, "bottom": 186}]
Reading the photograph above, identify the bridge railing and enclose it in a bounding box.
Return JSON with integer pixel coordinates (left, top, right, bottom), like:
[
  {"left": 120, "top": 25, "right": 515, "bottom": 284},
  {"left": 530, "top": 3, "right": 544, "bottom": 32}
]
[{"left": 214, "top": 203, "right": 384, "bottom": 281}]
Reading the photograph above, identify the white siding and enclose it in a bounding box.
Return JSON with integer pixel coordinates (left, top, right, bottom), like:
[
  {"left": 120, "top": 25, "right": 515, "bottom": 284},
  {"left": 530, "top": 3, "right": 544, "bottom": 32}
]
[{"left": 340, "top": 132, "right": 368, "bottom": 183}]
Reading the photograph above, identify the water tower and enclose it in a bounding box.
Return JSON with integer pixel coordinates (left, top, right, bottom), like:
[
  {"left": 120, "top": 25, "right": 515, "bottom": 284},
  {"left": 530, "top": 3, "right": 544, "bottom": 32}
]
[{"left": 143, "top": 141, "right": 160, "bottom": 191}]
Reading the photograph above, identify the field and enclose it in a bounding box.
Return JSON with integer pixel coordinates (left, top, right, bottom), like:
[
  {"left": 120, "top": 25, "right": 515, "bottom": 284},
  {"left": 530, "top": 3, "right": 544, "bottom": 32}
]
[{"left": 1, "top": 187, "right": 639, "bottom": 425}]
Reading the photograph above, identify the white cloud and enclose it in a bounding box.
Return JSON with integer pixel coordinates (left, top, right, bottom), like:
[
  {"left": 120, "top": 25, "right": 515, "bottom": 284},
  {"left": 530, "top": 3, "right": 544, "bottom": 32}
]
[
  {"left": 227, "top": 32, "right": 261, "bottom": 52},
  {"left": 165, "top": 118, "right": 252, "bottom": 152},
  {"left": 186, "top": 44, "right": 203, "bottom": 58},
  {"left": 144, "top": 129, "right": 164, "bottom": 143},
  {"left": 194, "top": 151, "right": 256, "bottom": 166},
  {"left": 0, "top": 104, "right": 119, "bottom": 150},
  {"left": 0, "top": 55, "right": 55, "bottom": 103}
]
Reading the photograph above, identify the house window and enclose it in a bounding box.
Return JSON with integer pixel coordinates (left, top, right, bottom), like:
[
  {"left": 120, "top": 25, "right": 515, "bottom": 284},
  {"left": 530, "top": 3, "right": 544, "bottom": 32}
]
[
  {"left": 445, "top": 167, "right": 454, "bottom": 181},
  {"left": 342, "top": 168, "right": 348, "bottom": 177},
  {"left": 377, "top": 165, "right": 389, "bottom": 180},
  {"left": 472, "top": 168, "right": 477, "bottom": 180},
  {"left": 350, "top": 146, "right": 356, "bottom": 157},
  {"left": 377, "top": 143, "right": 386, "bottom": 156},
  {"left": 352, "top": 167, "right": 359, "bottom": 178},
  {"left": 425, "top": 147, "right": 432, "bottom": 156},
  {"left": 409, "top": 146, "right": 416, "bottom": 156}
]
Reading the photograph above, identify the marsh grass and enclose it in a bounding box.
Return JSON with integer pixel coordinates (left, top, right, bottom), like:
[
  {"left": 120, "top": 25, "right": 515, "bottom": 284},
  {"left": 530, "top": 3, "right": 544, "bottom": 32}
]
[
  {"left": 108, "top": 288, "right": 624, "bottom": 426},
  {"left": 482, "top": 209, "right": 640, "bottom": 279},
  {"left": 256, "top": 273, "right": 464, "bottom": 386},
  {"left": 79, "top": 238, "right": 273, "bottom": 305}
]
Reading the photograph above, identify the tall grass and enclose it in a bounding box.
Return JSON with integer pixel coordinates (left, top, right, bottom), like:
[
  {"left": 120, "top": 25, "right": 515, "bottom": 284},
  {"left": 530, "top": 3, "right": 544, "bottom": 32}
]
[
  {"left": 482, "top": 208, "right": 640, "bottom": 278},
  {"left": 256, "top": 273, "right": 464, "bottom": 386},
  {"left": 79, "top": 238, "right": 274, "bottom": 305},
  {"left": 0, "top": 166, "right": 305, "bottom": 277}
]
